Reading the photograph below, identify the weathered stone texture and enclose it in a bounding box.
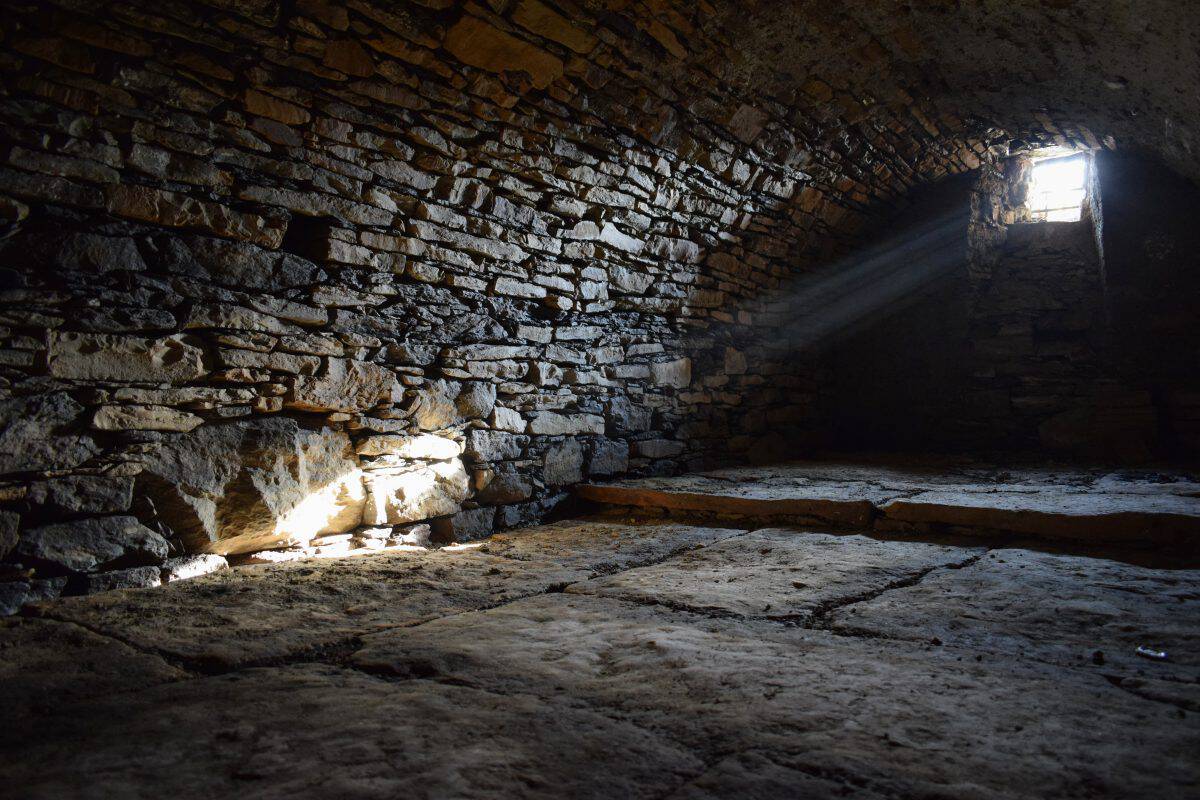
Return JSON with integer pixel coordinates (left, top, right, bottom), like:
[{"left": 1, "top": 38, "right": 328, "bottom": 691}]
[
  {"left": 134, "top": 419, "right": 366, "bottom": 555},
  {"left": 14, "top": 516, "right": 169, "bottom": 573},
  {"left": 0, "top": 393, "right": 98, "bottom": 474},
  {"left": 363, "top": 461, "right": 471, "bottom": 526},
  {"left": 48, "top": 333, "right": 207, "bottom": 383}
]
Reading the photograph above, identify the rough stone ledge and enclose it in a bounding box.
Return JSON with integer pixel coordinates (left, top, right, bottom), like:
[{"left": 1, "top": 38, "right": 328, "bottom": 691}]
[{"left": 576, "top": 461, "right": 1200, "bottom": 548}]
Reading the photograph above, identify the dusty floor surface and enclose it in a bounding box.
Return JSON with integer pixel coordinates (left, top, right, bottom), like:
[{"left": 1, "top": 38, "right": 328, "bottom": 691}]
[{"left": 3, "top": 510, "right": 1198, "bottom": 799}]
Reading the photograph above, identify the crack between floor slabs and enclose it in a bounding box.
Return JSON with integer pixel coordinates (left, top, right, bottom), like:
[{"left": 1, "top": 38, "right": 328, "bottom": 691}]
[
  {"left": 348, "top": 641, "right": 918, "bottom": 800},
  {"left": 30, "top": 611, "right": 379, "bottom": 678},
  {"left": 341, "top": 662, "right": 726, "bottom": 791},
  {"left": 334, "top": 660, "right": 850, "bottom": 800},
  {"left": 568, "top": 551, "right": 992, "bottom": 632},
  {"left": 365, "top": 534, "right": 772, "bottom": 642},
  {"left": 28, "top": 613, "right": 210, "bottom": 679},
  {"left": 25, "top": 528, "right": 764, "bottom": 682},
  {"left": 807, "top": 550, "right": 991, "bottom": 629},
  {"left": 814, "top": 623, "right": 1200, "bottom": 696},
  {"left": 470, "top": 525, "right": 753, "bottom": 572}
]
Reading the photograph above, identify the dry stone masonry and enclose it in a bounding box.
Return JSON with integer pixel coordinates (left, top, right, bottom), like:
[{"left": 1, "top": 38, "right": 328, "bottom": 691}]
[
  {"left": 1, "top": 0, "right": 1198, "bottom": 608},
  {"left": 0, "top": 0, "right": 975, "bottom": 606}
]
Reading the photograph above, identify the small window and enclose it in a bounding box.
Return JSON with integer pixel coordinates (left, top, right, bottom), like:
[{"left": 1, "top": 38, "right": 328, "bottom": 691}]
[{"left": 1028, "top": 153, "right": 1087, "bottom": 222}]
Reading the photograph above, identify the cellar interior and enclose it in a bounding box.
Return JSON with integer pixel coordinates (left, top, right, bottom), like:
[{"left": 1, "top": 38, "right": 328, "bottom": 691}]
[{"left": 1, "top": 1, "right": 1198, "bottom": 798}]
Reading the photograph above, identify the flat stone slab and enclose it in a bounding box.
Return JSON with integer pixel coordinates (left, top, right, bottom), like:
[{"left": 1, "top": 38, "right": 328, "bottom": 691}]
[
  {"left": 567, "top": 528, "right": 983, "bottom": 621},
  {"left": 577, "top": 460, "right": 1200, "bottom": 545},
  {"left": 8, "top": 515, "right": 1199, "bottom": 799},
  {"left": 575, "top": 476, "right": 882, "bottom": 526},
  {"left": 34, "top": 548, "right": 585, "bottom": 670},
  {"left": 0, "top": 617, "right": 186, "bottom": 720},
  {"left": 828, "top": 548, "right": 1200, "bottom": 680},
  {"left": 883, "top": 490, "right": 1200, "bottom": 543},
  {"left": 354, "top": 594, "right": 1200, "bottom": 798},
  {"left": 475, "top": 518, "right": 744, "bottom": 575},
  {"left": 2, "top": 664, "right": 702, "bottom": 800}
]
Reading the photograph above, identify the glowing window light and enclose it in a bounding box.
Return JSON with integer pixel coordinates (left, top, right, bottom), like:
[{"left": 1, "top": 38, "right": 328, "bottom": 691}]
[{"left": 1028, "top": 153, "right": 1087, "bottom": 222}]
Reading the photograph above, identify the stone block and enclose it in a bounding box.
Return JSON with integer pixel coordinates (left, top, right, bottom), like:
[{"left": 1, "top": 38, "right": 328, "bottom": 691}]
[
  {"left": 491, "top": 406, "right": 527, "bottom": 433},
  {"left": 27, "top": 476, "right": 134, "bottom": 515},
  {"left": 244, "top": 89, "right": 310, "bottom": 125},
  {"left": 135, "top": 419, "right": 366, "bottom": 555},
  {"left": 0, "top": 393, "right": 99, "bottom": 474},
  {"left": 106, "top": 185, "right": 283, "bottom": 248},
  {"left": 442, "top": 15, "right": 563, "bottom": 90},
  {"left": 409, "top": 380, "right": 462, "bottom": 431},
  {"left": 456, "top": 382, "right": 497, "bottom": 420},
  {"left": 528, "top": 412, "right": 605, "bottom": 436},
  {"left": 723, "top": 347, "right": 747, "bottom": 375},
  {"left": 431, "top": 506, "right": 496, "bottom": 544},
  {"left": 93, "top": 405, "right": 204, "bottom": 433},
  {"left": 589, "top": 439, "right": 630, "bottom": 476},
  {"left": 55, "top": 233, "right": 147, "bottom": 273},
  {"left": 633, "top": 439, "right": 686, "bottom": 459},
  {"left": 512, "top": 0, "right": 597, "bottom": 54},
  {"left": 0, "top": 510, "right": 18, "bottom": 560},
  {"left": 609, "top": 265, "right": 655, "bottom": 294},
  {"left": 0, "top": 577, "right": 65, "bottom": 616},
  {"left": 356, "top": 434, "right": 462, "bottom": 460},
  {"left": 362, "top": 461, "right": 470, "bottom": 526},
  {"left": 543, "top": 439, "right": 585, "bottom": 486},
  {"left": 162, "top": 554, "right": 229, "bottom": 583},
  {"left": 15, "top": 516, "right": 169, "bottom": 573},
  {"left": 465, "top": 430, "right": 527, "bottom": 462},
  {"left": 606, "top": 397, "right": 653, "bottom": 435},
  {"left": 83, "top": 565, "right": 162, "bottom": 593},
  {"left": 49, "top": 332, "right": 207, "bottom": 384},
  {"left": 598, "top": 223, "right": 644, "bottom": 254},
  {"left": 287, "top": 359, "right": 400, "bottom": 413},
  {"left": 474, "top": 468, "right": 535, "bottom": 504},
  {"left": 650, "top": 358, "right": 692, "bottom": 389}
]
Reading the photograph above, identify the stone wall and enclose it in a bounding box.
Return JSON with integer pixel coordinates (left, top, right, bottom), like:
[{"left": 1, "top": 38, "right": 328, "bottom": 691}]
[
  {"left": 965, "top": 217, "right": 1113, "bottom": 452},
  {"left": 0, "top": 0, "right": 993, "bottom": 610},
  {"left": 1097, "top": 152, "right": 1200, "bottom": 457},
  {"left": 817, "top": 151, "right": 1200, "bottom": 460}
]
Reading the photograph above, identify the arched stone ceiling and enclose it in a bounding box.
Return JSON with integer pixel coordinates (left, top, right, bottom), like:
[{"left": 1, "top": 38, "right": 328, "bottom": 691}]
[{"left": 705, "top": 0, "right": 1200, "bottom": 183}]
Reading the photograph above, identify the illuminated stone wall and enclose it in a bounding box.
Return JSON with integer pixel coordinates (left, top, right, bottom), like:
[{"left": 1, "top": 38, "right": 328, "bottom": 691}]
[
  {"left": 0, "top": 0, "right": 990, "bottom": 609},
  {"left": 1, "top": 1, "right": 1197, "bottom": 610}
]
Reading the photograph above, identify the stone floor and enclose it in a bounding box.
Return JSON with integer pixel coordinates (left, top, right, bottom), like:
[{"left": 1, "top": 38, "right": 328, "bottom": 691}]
[{"left": 4, "top": 502, "right": 1199, "bottom": 799}]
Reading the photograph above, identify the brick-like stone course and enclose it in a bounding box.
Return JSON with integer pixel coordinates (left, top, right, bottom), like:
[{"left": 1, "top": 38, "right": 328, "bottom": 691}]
[{"left": 0, "top": 0, "right": 947, "bottom": 603}]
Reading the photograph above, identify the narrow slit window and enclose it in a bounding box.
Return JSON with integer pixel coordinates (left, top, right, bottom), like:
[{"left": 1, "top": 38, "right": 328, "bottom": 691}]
[{"left": 1028, "top": 153, "right": 1087, "bottom": 222}]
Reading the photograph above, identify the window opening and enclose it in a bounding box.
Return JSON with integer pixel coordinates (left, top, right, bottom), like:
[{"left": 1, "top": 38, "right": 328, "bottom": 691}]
[{"left": 1028, "top": 152, "right": 1087, "bottom": 222}]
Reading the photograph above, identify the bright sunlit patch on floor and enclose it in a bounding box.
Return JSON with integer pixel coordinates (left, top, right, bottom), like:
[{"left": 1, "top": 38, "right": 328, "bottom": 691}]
[
  {"left": 1028, "top": 150, "right": 1088, "bottom": 222},
  {"left": 441, "top": 541, "right": 485, "bottom": 552}
]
